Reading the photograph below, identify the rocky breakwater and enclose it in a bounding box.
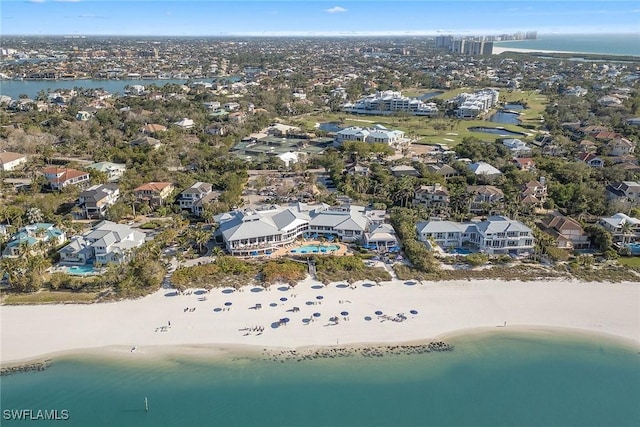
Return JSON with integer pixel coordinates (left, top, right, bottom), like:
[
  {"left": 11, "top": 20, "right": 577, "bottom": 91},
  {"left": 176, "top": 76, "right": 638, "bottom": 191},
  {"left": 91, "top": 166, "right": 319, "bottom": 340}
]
[
  {"left": 262, "top": 341, "right": 453, "bottom": 362},
  {"left": 1, "top": 359, "right": 52, "bottom": 376}
]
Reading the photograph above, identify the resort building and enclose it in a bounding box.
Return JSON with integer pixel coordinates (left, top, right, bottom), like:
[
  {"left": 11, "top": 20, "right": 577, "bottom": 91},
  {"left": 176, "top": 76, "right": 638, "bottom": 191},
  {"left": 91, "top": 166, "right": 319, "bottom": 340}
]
[
  {"left": 0, "top": 151, "right": 28, "bottom": 171},
  {"left": 42, "top": 166, "right": 90, "bottom": 190},
  {"left": 75, "top": 184, "right": 120, "bottom": 220},
  {"left": 58, "top": 221, "right": 146, "bottom": 266},
  {"left": 452, "top": 89, "right": 500, "bottom": 118},
  {"left": 417, "top": 216, "right": 534, "bottom": 255},
  {"left": 2, "top": 223, "right": 66, "bottom": 258},
  {"left": 334, "top": 125, "right": 409, "bottom": 149},
  {"left": 342, "top": 90, "right": 439, "bottom": 116},
  {"left": 216, "top": 203, "right": 388, "bottom": 256},
  {"left": 134, "top": 182, "right": 175, "bottom": 207}
]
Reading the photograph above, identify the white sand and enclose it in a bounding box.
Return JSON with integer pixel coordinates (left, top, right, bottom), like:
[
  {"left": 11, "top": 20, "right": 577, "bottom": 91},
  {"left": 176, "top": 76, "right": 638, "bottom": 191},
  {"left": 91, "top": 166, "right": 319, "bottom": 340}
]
[
  {"left": 492, "top": 46, "right": 583, "bottom": 55},
  {"left": 2, "top": 277, "right": 639, "bottom": 364}
]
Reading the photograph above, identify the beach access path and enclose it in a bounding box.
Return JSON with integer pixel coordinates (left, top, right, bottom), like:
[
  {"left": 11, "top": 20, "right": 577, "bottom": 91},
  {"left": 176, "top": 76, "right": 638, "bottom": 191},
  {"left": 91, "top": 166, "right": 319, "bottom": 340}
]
[{"left": 1, "top": 277, "right": 639, "bottom": 364}]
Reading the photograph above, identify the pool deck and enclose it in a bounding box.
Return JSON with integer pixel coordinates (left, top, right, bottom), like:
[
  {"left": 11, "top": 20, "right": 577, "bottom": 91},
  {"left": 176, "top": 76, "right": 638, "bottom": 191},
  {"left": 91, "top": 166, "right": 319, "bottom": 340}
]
[{"left": 271, "top": 240, "right": 349, "bottom": 258}]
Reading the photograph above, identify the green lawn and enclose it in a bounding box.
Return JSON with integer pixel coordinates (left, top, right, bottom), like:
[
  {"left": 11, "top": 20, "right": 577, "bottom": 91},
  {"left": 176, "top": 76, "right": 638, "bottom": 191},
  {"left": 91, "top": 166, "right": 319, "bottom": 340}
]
[
  {"left": 2, "top": 291, "right": 98, "bottom": 305},
  {"left": 617, "top": 257, "right": 640, "bottom": 268}
]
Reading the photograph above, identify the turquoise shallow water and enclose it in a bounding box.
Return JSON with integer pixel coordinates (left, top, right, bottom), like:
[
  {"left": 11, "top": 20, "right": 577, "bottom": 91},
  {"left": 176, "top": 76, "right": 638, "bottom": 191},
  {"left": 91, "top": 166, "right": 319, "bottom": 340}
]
[
  {"left": 2, "top": 331, "right": 639, "bottom": 427},
  {"left": 494, "top": 33, "right": 640, "bottom": 56}
]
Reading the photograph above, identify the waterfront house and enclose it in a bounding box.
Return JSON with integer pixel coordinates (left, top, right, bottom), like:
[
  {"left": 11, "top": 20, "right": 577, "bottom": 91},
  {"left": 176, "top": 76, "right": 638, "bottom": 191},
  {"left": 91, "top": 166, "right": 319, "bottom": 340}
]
[
  {"left": 417, "top": 216, "right": 534, "bottom": 255},
  {"left": 134, "top": 182, "right": 174, "bottom": 207},
  {"left": 363, "top": 223, "right": 399, "bottom": 251},
  {"left": 58, "top": 221, "right": 145, "bottom": 266},
  {"left": 2, "top": 223, "right": 66, "bottom": 258},
  {"left": 538, "top": 213, "right": 590, "bottom": 250},
  {"left": 42, "top": 166, "right": 90, "bottom": 190},
  {"left": 0, "top": 152, "right": 28, "bottom": 171},
  {"left": 75, "top": 184, "right": 120, "bottom": 219},
  {"left": 598, "top": 213, "right": 640, "bottom": 243}
]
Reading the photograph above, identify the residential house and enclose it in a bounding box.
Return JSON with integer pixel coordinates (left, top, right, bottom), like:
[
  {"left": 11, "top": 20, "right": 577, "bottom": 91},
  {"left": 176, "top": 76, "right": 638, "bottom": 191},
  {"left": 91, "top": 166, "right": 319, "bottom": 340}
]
[
  {"left": 228, "top": 111, "right": 247, "bottom": 124},
  {"left": 140, "top": 123, "right": 167, "bottom": 134},
  {"left": 606, "top": 181, "right": 640, "bottom": 207},
  {"left": 75, "top": 184, "right": 120, "bottom": 219},
  {"left": 347, "top": 164, "right": 370, "bottom": 176},
  {"left": 193, "top": 192, "right": 221, "bottom": 217},
  {"left": 502, "top": 138, "right": 532, "bottom": 156},
  {"left": 223, "top": 102, "right": 240, "bottom": 111},
  {"left": 205, "top": 124, "right": 226, "bottom": 136},
  {"left": 467, "top": 185, "right": 504, "bottom": 214},
  {"left": 608, "top": 137, "right": 635, "bottom": 157},
  {"left": 75, "top": 110, "right": 92, "bottom": 121},
  {"left": 424, "top": 164, "right": 458, "bottom": 178},
  {"left": 0, "top": 152, "right": 28, "bottom": 171},
  {"left": 390, "top": 165, "right": 421, "bottom": 177},
  {"left": 512, "top": 157, "right": 536, "bottom": 171},
  {"left": 173, "top": 118, "right": 195, "bottom": 129},
  {"left": 598, "top": 213, "right": 640, "bottom": 243},
  {"left": 413, "top": 184, "right": 450, "bottom": 211},
  {"left": 177, "top": 182, "right": 213, "bottom": 214},
  {"left": 538, "top": 213, "right": 590, "bottom": 249},
  {"left": 2, "top": 223, "right": 66, "bottom": 257},
  {"left": 58, "top": 221, "right": 145, "bottom": 266},
  {"left": 576, "top": 152, "right": 604, "bottom": 168},
  {"left": 134, "top": 182, "right": 174, "bottom": 207},
  {"left": 417, "top": 215, "right": 534, "bottom": 255},
  {"left": 86, "top": 162, "right": 126, "bottom": 182},
  {"left": 130, "top": 135, "right": 162, "bottom": 150},
  {"left": 520, "top": 180, "right": 548, "bottom": 207},
  {"left": 468, "top": 161, "right": 502, "bottom": 177},
  {"left": 42, "top": 166, "right": 90, "bottom": 190}
]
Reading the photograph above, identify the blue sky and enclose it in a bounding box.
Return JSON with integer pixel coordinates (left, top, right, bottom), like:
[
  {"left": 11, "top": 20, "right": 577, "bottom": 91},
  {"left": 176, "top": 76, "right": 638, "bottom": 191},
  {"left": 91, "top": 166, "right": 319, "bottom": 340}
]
[{"left": 2, "top": 1, "right": 639, "bottom": 36}]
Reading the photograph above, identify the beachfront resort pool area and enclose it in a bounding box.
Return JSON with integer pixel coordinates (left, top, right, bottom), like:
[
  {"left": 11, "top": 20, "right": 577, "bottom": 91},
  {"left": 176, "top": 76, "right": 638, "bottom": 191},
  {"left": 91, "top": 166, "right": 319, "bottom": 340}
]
[{"left": 290, "top": 244, "right": 340, "bottom": 254}]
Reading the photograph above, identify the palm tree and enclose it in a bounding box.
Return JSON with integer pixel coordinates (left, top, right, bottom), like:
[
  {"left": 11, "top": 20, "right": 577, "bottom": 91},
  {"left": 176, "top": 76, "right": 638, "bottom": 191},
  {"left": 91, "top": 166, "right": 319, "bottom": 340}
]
[{"left": 619, "top": 220, "right": 634, "bottom": 245}]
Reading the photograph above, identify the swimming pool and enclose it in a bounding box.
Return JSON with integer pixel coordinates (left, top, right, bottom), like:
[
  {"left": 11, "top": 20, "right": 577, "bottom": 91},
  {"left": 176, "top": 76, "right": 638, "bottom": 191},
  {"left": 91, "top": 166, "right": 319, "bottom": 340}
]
[
  {"left": 626, "top": 243, "right": 640, "bottom": 255},
  {"left": 290, "top": 244, "right": 340, "bottom": 254},
  {"left": 64, "top": 265, "right": 100, "bottom": 276},
  {"left": 448, "top": 247, "right": 472, "bottom": 255}
]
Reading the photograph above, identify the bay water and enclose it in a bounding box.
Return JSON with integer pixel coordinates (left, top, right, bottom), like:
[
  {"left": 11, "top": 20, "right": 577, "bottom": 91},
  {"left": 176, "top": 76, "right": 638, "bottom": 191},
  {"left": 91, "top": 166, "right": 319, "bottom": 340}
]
[
  {"left": 2, "top": 330, "right": 639, "bottom": 426},
  {"left": 494, "top": 33, "right": 640, "bottom": 57}
]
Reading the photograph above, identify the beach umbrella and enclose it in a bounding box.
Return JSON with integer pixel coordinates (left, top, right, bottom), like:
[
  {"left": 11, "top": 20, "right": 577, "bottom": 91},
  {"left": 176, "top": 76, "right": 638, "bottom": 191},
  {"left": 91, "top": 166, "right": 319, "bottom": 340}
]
[
  {"left": 269, "top": 302, "right": 278, "bottom": 307},
  {"left": 375, "top": 310, "right": 383, "bottom": 316},
  {"left": 281, "top": 317, "right": 290, "bottom": 323},
  {"left": 410, "top": 310, "right": 418, "bottom": 315},
  {"left": 224, "top": 302, "right": 232, "bottom": 306},
  {"left": 341, "top": 311, "right": 349, "bottom": 316},
  {"left": 364, "top": 316, "right": 372, "bottom": 321},
  {"left": 316, "top": 295, "right": 324, "bottom": 300},
  {"left": 313, "top": 312, "right": 321, "bottom": 317},
  {"left": 280, "top": 297, "right": 288, "bottom": 302}
]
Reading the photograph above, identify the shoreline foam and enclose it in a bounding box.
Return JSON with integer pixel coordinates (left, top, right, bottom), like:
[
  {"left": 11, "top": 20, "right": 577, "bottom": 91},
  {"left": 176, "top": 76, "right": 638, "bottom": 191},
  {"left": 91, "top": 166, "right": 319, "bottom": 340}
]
[{"left": 2, "top": 278, "right": 639, "bottom": 367}]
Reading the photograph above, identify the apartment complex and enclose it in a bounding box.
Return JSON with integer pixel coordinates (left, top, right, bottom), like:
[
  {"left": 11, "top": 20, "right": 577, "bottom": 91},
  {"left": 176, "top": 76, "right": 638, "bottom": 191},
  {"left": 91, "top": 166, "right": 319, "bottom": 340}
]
[{"left": 343, "top": 91, "right": 438, "bottom": 116}]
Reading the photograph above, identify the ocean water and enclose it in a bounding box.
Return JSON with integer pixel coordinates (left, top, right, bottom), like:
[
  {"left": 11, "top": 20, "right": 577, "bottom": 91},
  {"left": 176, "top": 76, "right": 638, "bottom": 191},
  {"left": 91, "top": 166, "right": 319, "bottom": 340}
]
[
  {"left": 1, "top": 331, "right": 639, "bottom": 427},
  {"left": 494, "top": 33, "right": 640, "bottom": 56}
]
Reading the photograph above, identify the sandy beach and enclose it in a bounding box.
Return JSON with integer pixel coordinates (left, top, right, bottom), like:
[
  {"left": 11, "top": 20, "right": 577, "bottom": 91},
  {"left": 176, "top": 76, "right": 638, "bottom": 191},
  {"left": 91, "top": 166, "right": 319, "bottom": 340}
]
[
  {"left": 492, "top": 46, "right": 584, "bottom": 55},
  {"left": 1, "top": 277, "right": 639, "bottom": 365}
]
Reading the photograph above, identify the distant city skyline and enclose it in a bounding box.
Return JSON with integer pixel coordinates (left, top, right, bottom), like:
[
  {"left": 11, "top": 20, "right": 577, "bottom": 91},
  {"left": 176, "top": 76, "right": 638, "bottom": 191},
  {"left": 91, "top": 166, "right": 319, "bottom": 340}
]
[{"left": 1, "top": 1, "right": 639, "bottom": 37}]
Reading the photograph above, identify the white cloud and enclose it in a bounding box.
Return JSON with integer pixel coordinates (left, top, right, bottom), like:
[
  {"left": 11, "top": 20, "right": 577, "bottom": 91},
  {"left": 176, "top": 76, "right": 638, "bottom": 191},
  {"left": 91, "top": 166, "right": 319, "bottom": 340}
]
[
  {"left": 26, "top": 0, "right": 47, "bottom": 3},
  {"left": 55, "top": 0, "right": 83, "bottom": 2},
  {"left": 324, "top": 6, "right": 347, "bottom": 14}
]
